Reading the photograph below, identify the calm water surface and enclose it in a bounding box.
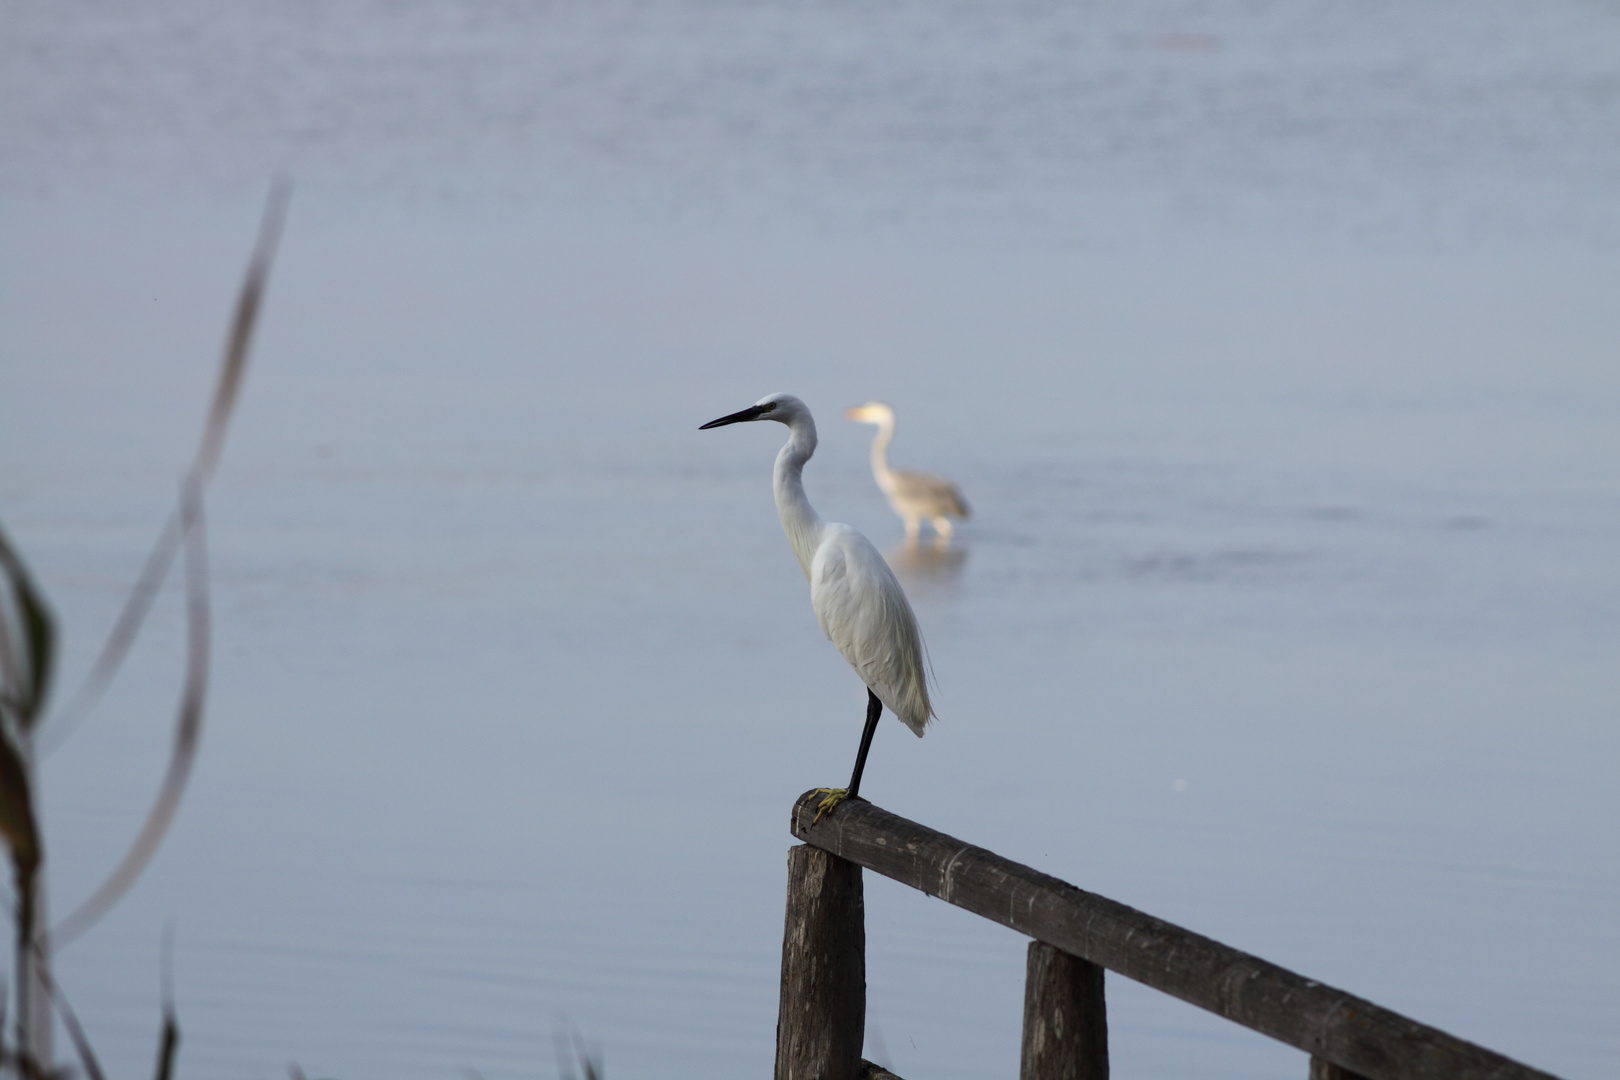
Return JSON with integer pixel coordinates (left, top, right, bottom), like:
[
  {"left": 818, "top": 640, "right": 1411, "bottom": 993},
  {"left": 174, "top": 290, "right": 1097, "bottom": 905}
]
[{"left": 2, "top": 3, "right": 1618, "bottom": 1079}]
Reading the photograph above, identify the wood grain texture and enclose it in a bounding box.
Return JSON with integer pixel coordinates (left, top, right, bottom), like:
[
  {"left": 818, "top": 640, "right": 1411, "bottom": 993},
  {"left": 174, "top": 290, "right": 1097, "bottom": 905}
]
[
  {"left": 1022, "top": 941, "right": 1109, "bottom": 1080},
  {"left": 791, "top": 792, "right": 1561, "bottom": 1080},
  {"left": 860, "top": 1062, "right": 904, "bottom": 1080},
  {"left": 776, "top": 845, "right": 866, "bottom": 1080},
  {"left": 1313, "top": 1056, "right": 1374, "bottom": 1080}
]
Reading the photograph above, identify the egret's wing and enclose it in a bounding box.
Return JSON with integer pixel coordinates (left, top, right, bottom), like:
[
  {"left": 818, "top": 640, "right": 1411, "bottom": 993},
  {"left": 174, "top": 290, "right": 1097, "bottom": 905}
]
[
  {"left": 811, "top": 526, "right": 933, "bottom": 735},
  {"left": 891, "top": 469, "right": 970, "bottom": 519}
]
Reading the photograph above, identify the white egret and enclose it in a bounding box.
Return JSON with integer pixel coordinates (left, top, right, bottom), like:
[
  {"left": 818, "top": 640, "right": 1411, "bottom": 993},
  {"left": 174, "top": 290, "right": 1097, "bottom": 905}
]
[
  {"left": 845, "top": 401, "right": 970, "bottom": 542},
  {"left": 702, "top": 393, "right": 934, "bottom": 816}
]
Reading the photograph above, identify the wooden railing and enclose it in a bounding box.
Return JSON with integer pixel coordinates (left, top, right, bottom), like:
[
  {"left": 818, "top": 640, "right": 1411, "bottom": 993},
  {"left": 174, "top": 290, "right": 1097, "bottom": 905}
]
[{"left": 776, "top": 791, "right": 1563, "bottom": 1080}]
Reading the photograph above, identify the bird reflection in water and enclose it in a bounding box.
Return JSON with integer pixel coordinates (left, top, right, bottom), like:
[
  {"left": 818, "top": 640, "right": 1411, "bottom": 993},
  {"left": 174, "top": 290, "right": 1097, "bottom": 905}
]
[{"left": 887, "top": 537, "right": 969, "bottom": 599}]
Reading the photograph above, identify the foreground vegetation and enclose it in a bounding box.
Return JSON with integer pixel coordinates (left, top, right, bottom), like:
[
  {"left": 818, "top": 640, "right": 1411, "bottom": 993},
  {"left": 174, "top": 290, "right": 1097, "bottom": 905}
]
[{"left": 0, "top": 184, "right": 288, "bottom": 1079}]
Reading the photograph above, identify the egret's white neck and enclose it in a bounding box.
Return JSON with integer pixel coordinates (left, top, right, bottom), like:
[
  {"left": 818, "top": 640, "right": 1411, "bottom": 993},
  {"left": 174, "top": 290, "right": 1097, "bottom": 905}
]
[
  {"left": 867, "top": 415, "right": 898, "bottom": 493},
  {"left": 773, "top": 413, "right": 824, "bottom": 579}
]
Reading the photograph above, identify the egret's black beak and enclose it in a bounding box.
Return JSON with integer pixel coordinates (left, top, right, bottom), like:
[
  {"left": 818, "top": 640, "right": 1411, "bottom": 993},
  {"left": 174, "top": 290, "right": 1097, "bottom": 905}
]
[{"left": 700, "top": 402, "right": 775, "bottom": 429}]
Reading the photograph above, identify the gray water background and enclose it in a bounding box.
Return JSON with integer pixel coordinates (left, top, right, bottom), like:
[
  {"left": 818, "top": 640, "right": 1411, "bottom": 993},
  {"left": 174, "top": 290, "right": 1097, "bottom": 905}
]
[{"left": 1, "top": 3, "right": 1617, "bottom": 1078}]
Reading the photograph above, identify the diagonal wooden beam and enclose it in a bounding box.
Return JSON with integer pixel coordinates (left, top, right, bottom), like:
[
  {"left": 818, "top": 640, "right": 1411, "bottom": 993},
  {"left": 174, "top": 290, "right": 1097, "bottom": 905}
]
[{"left": 791, "top": 791, "right": 1559, "bottom": 1080}]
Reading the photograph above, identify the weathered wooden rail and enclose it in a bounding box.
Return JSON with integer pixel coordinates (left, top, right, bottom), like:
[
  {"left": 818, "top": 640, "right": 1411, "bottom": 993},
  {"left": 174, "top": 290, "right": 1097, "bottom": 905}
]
[{"left": 777, "top": 791, "right": 1562, "bottom": 1080}]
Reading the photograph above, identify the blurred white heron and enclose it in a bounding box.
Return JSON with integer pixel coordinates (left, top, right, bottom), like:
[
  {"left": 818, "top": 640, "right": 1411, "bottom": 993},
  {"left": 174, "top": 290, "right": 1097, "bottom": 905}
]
[
  {"left": 845, "top": 401, "right": 970, "bottom": 542},
  {"left": 702, "top": 393, "right": 934, "bottom": 816}
]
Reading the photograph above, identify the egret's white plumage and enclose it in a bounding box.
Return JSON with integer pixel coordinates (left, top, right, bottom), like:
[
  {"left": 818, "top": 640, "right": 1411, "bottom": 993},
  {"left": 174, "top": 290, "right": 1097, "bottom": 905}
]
[
  {"left": 809, "top": 523, "right": 932, "bottom": 735},
  {"left": 845, "top": 401, "right": 970, "bottom": 542},
  {"left": 701, "top": 393, "right": 933, "bottom": 802}
]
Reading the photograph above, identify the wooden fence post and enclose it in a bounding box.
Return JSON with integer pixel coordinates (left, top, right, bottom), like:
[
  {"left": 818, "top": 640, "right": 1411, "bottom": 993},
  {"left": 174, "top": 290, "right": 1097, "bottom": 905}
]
[
  {"left": 1310, "top": 1057, "right": 1372, "bottom": 1080},
  {"left": 1021, "top": 940, "right": 1108, "bottom": 1080},
  {"left": 777, "top": 845, "right": 866, "bottom": 1080}
]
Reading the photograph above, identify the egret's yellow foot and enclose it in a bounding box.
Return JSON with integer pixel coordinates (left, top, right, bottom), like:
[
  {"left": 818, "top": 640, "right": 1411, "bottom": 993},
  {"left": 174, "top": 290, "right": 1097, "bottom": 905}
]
[{"left": 812, "top": 787, "right": 850, "bottom": 823}]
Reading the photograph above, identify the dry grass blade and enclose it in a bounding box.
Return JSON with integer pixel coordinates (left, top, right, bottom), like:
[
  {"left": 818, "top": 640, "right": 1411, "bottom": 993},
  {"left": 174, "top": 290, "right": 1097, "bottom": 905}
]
[
  {"left": 192, "top": 180, "right": 292, "bottom": 484},
  {"left": 39, "top": 179, "right": 292, "bottom": 757},
  {"left": 0, "top": 723, "right": 40, "bottom": 917},
  {"left": 0, "top": 529, "right": 56, "bottom": 734},
  {"left": 152, "top": 1000, "right": 178, "bottom": 1080},
  {"left": 151, "top": 925, "right": 179, "bottom": 1080},
  {"left": 552, "top": 1019, "right": 603, "bottom": 1080},
  {"left": 0, "top": 524, "right": 50, "bottom": 1070},
  {"left": 51, "top": 481, "right": 209, "bottom": 947},
  {"left": 0, "top": 697, "right": 40, "bottom": 898},
  {"left": 36, "top": 511, "right": 177, "bottom": 758},
  {"left": 29, "top": 945, "right": 108, "bottom": 1080}
]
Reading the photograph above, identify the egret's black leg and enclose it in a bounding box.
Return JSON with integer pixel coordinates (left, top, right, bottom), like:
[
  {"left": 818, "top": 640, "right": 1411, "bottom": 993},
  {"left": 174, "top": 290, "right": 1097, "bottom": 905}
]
[
  {"left": 846, "top": 689, "right": 883, "bottom": 800},
  {"left": 812, "top": 690, "right": 885, "bottom": 823}
]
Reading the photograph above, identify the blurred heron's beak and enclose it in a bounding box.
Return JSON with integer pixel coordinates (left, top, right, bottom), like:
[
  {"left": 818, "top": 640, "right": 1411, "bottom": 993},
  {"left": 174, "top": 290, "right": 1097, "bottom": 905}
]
[
  {"left": 700, "top": 403, "right": 774, "bottom": 429},
  {"left": 844, "top": 406, "right": 866, "bottom": 421}
]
